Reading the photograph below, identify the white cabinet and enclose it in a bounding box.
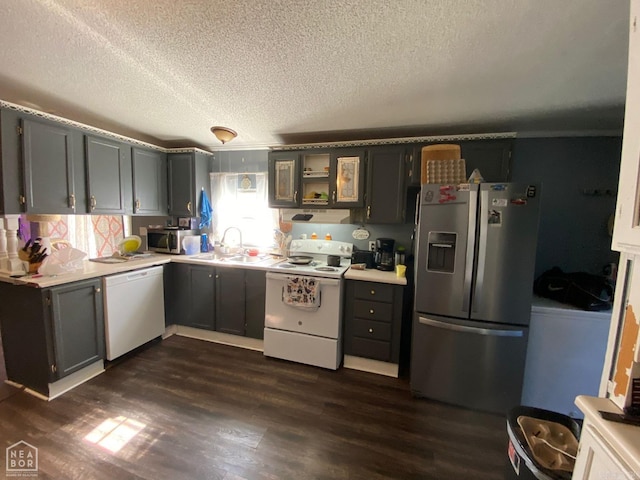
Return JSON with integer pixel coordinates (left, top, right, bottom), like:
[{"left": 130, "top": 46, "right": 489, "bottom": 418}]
[
  {"left": 573, "top": 424, "right": 635, "bottom": 480},
  {"left": 573, "top": 396, "right": 640, "bottom": 480},
  {"left": 613, "top": 1, "right": 640, "bottom": 252}
]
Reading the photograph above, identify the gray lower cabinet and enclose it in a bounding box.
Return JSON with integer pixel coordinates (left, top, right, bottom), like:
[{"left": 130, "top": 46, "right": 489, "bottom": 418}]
[
  {"left": 343, "top": 280, "right": 404, "bottom": 363},
  {"left": 132, "top": 147, "right": 167, "bottom": 215},
  {"left": 165, "top": 263, "right": 266, "bottom": 339},
  {"left": 189, "top": 265, "right": 217, "bottom": 330},
  {"left": 216, "top": 267, "right": 266, "bottom": 339},
  {"left": 168, "top": 152, "right": 211, "bottom": 216},
  {"left": 85, "top": 134, "right": 131, "bottom": 214},
  {"left": 215, "top": 267, "right": 246, "bottom": 335},
  {"left": 364, "top": 146, "right": 406, "bottom": 224},
  {"left": 0, "top": 278, "right": 105, "bottom": 396},
  {"left": 245, "top": 269, "right": 266, "bottom": 339},
  {"left": 165, "top": 263, "right": 215, "bottom": 330}
]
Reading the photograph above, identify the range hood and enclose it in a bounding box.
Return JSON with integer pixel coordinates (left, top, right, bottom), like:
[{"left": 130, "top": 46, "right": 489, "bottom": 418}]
[{"left": 280, "top": 208, "right": 351, "bottom": 224}]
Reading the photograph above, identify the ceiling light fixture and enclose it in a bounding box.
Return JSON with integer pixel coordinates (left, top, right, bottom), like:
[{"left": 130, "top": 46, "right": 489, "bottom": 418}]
[{"left": 210, "top": 126, "right": 237, "bottom": 144}]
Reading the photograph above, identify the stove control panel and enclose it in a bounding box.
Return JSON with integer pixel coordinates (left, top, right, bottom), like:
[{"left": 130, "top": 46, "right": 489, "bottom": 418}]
[{"left": 289, "top": 240, "right": 353, "bottom": 257}]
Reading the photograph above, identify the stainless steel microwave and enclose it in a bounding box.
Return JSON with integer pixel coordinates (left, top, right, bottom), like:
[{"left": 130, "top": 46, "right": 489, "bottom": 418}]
[{"left": 147, "top": 228, "right": 199, "bottom": 254}]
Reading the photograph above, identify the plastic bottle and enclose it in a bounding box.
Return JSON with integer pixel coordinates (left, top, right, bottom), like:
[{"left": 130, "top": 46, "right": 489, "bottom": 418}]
[
  {"left": 325, "top": 233, "right": 332, "bottom": 240},
  {"left": 311, "top": 232, "right": 318, "bottom": 239}
]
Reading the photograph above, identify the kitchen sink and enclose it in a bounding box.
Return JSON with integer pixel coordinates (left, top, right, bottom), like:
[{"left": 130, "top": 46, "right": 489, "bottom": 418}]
[
  {"left": 191, "top": 253, "right": 269, "bottom": 264},
  {"left": 223, "top": 255, "right": 268, "bottom": 264}
]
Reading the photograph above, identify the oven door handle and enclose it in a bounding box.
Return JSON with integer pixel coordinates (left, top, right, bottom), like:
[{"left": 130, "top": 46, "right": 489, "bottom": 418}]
[{"left": 266, "top": 271, "right": 341, "bottom": 287}]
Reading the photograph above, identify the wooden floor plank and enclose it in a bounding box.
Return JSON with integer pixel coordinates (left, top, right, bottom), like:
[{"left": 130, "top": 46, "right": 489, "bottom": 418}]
[{"left": 0, "top": 335, "right": 509, "bottom": 479}]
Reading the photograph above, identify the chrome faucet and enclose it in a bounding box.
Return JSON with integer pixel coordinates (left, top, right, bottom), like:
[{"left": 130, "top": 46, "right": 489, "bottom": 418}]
[{"left": 221, "top": 227, "right": 243, "bottom": 253}]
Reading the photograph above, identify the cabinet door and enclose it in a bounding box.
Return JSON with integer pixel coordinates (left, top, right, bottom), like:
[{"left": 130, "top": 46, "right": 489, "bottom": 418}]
[
  {"left": 164, "top": 262, "right": 187, "bottom": 327},
  {"left": 365, "top": 147, "right": 406, "bottom": 224},
  {"left": 406, "top": 145, "right": 421, "bottom": 186},
  {"left": 21, "top": 118, "right": 76, "bottom": 214},
  {"left": 613, "top": 3, "right": 640, "bottom": 252},
  {"left": 49, "top": 279, "right": 105, "bottom": 379},
  {"left": 331, "top": 149, "right": 366, "bottom": 207},
  {"left": 85, "top": 135, "right": 129, "bottom": 214},
  {"left": 168, "top": 153, "right": 195, "bottom": 216},
  {"left": 268, "top": 152, "right": 301, "bottom": 207},
  {"left": 573, "top": 424, "right": 634, "bottom": 480},
  {"left": 215, "top": 267, "right": 246, "bottom": 335},
  {"left": 459, "top": 140, "right": 512, "bottom": 182},
  {"left": 132, "top": 147, "right": 167, "bottom": 215},
  {"left": 245, "top": 269, "right": 266, "bottom": 339},
  {"left": 188, "top": 265, "right": 216, "bottom": 330}
]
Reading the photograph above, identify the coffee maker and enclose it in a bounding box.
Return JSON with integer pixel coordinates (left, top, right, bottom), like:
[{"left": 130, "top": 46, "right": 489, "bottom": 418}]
[{"left": 374, "top": 238, "right": 395, "bottom": 271}]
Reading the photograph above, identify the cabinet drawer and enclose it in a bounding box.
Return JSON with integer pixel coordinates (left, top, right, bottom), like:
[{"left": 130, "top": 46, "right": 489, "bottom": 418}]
[
  {"left": 352, "top": 318, "right": 392, "bottom": 341},
  {"left": 350, "top": 337, "right": 391, "bottom": 362},
  {"left": 354, "top": 282, "right": 394, "bottom": 303},
  {"left": 354, "top": 300, "right": 393, "bottom": 322}
]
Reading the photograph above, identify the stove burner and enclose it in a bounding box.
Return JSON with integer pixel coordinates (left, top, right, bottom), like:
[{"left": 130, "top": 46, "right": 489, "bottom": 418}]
[{"left": 315, "top": 266, "right": 337, "bottom": 272}]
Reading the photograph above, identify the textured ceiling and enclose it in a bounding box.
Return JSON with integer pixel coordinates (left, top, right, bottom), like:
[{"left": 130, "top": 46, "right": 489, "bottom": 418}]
[{"left": 0, "top": 0, "right": 630, "bottom": 150}]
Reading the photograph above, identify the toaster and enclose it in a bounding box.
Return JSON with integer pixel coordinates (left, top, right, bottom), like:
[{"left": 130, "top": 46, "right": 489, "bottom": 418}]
[{"left": 351, "top": 250, "right": 375, "bottom": 269}]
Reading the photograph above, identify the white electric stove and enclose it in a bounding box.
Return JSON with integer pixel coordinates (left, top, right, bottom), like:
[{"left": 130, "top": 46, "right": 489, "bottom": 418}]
[
  {"left": 270, "top": 239, "right": 353, "bottom": 277},
  {"left": 264, "top": 240, "right": 353, "bottom": 370}
]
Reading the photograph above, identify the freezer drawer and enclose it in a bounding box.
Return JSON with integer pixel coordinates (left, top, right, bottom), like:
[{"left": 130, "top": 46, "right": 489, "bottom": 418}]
[{"left": 410, "top": 313, "right": 528, "bottom": 414}]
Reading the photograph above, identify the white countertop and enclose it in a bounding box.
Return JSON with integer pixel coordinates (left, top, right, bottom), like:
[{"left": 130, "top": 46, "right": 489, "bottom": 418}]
[
  {"left": 0, "top": 255, "right": 172, "bottom": 288},
  {"left": 344, "top": 267, "right": 407, "bottom": 286},
  {"left": 575, "top": 395, "right": 640, "bottom": 474},
  {"left": 0, "top": 252, "right": 286, "bottom": 288}
]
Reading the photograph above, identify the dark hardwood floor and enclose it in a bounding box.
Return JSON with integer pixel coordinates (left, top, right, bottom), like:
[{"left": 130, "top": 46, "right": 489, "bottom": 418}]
[{"left": 0, "top": 336, "right": 510, "bottom": 479}]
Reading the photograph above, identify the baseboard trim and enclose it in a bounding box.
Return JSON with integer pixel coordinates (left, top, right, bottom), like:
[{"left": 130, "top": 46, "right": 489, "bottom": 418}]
[
  {"left": 174, "top": 326, "right": 264, "bottom": 352},
  {"left": 343, "top": 355, "right": 399, "bottom": 378},
  {"left": 47, "top": 360, "right": 105, "bottom": 400}
]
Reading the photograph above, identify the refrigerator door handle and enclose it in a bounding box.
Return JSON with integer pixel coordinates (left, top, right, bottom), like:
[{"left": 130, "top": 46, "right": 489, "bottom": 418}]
[
  {"left": 414, "top": 190, "right": 421, "bottom": 226},
  {"left": 462, "top": 187, "right": 478, "bottom": 313},
  {"left": 418, "top": 316, "right": 524, "bottom": 337},
  {"left": 472, "top": 188, "right": 489, "bottom": 313}
]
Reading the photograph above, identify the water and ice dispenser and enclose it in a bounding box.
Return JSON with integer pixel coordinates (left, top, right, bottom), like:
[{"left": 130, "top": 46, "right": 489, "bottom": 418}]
[{"left": 426, "top": 232, "right": 457, "bottom": 273}]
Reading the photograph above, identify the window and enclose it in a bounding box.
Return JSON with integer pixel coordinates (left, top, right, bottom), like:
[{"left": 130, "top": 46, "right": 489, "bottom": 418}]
[{"left": 209, "top": 172, "right": 278, "bottom": 248}]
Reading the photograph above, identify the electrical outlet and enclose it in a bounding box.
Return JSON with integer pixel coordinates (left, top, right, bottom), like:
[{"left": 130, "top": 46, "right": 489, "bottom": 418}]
[{"left": 369, "top": 241, "right": 376, "bottom": 251}]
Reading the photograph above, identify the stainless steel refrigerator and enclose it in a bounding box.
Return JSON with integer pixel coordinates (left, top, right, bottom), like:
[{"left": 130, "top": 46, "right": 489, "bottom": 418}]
[{"left": 411, "top": 182, "right": 541, "bottom": 414}]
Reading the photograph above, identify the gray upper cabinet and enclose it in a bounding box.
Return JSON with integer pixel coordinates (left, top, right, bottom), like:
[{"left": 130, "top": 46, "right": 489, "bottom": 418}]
[
  {"left": 268, "top": 151, "right": 301, "bottom": 208},
  {"left": 365, "top": 146, "right": 406, "bottom": 224},
  {"left": 268, "top": 149, "right": 365, "bottom": 208},
  {"left": 168, "top": 151, "right": 211, "bottom": 216},
  {"left": 132, "top": 147, "right": 167, "bottom": 215},
  {"left": 458, "top": 140, "right": 512, "bottom": 182},
  {"left": 330, "top": 148, "right": 366, "bottom": 208},
  {"left": 21, "top": 118, "right": 78, "bottom": 214},
  {"left": 85, "top": 135, "right": 130, "bottom": 214},
  {"left": 407, "top": 139, "right": 513, "bottom": 186}
]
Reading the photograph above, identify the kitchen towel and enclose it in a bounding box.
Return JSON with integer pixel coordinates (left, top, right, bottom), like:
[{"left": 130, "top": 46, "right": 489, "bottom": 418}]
[
  {"left": 283, "top": 276, "right": 320, "bottom": 308},
  {"left": 199, "top": 188, "right": 213, "bottom": 229}
]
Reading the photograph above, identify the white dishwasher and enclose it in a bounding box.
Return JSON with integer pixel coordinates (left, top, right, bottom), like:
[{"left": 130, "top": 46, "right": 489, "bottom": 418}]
[{"left": 104, "top": 265, "right": 165, "bottom": 360}]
